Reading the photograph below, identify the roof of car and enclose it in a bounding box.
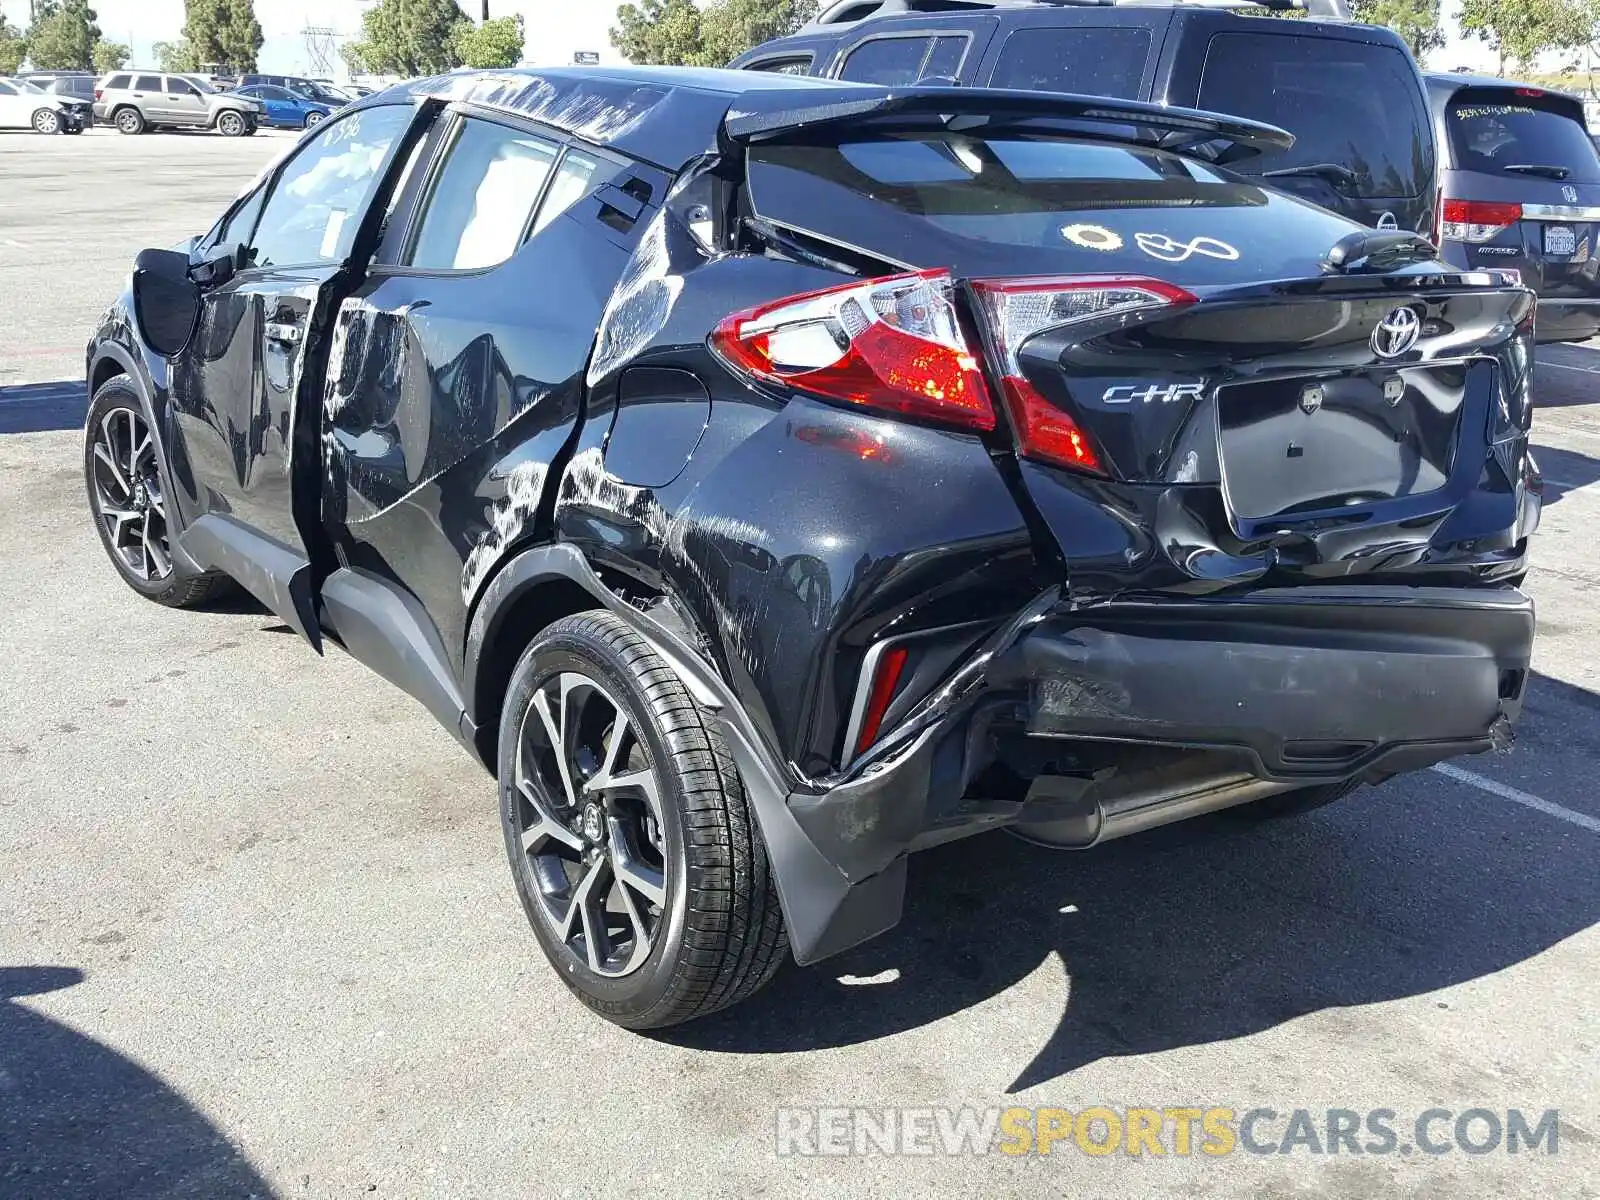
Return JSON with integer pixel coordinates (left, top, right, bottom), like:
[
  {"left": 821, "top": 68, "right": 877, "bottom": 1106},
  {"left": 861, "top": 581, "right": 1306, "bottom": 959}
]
[{"left": 355, "top": 66, "right": 864, "bottom": 170}]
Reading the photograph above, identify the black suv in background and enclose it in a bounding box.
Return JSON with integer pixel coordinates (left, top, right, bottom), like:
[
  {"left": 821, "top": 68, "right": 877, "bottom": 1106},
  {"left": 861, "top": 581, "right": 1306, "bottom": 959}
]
[
  {"left": 1427, "top": 74, "right": 1600, "bottom": 342},
  {"left": 733, "top": 0, "right": 1436, "bottom": 234}
]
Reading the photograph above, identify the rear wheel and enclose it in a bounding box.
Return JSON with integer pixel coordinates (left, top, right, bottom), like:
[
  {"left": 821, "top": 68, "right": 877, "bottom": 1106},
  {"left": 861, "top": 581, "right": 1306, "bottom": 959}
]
[
  {"left": 31, "top": 108, "right": 61, "bottom": 135},
  {"left": 216, "top": 110, "right": 246, "bottom": 137},
  {"left": 498, "top": 611, "right": 787, "bottom": 1029},
  {"left": 113, "top": 106, "right": 144, "bottom": 135},
  {"left": 84, "top": 380, "right": 232, "bottom": 608}
]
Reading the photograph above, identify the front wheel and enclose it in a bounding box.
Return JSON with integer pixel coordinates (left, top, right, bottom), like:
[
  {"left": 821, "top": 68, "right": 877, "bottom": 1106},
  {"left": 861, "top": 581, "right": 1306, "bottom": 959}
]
[
  {"left": 303, "top": 110, "right": 325, "bottom": 130},
  {"left": 32, "top": 108, "right": 61, "bottom": 135},
  {"left": 84, "top": 380, "right": 233, "bottom": 608},
  {"left": 498, "top": 610, "right": 788, "bottom": 1029},
  {"left": 216, "top": 110, "right": 246, "bottom": 137}
]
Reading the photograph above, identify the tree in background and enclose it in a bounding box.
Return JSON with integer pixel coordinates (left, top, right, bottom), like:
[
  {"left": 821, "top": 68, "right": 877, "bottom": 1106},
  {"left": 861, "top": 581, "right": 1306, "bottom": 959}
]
[
  {"left": 1459, "top": 0, "right": 1595, "bottom": 74},
  {"left": 92, "top": 39, "right": 128, "bottom": 72},
  {"left": 456, "top": 14, "right": 524, "bottom": 68},
  {"left": 611, "top": 0, "right": 816, "bottom": 67},
  {"left": 345, "top": 0, "right": 469, "bottom": 77},
  {"left": 154, "top": 38, "right": 200, "bottom": 72},
  {"left": 183, "top": 0, "right": 264, "bottom": 73},
  {"left": 0, "top": 14, "right": 26, "bottom": 74},
  {"left": 699, "top": 0, "right": 818, "bottom": 65},
  {"left": 610, "top": 0, "right": 705, "bottom": 66},
  {"left": 24, "top": 0, "right": 102, "bottom": 70},
  {"left": 1351, "top": 0, "right": 1445, "bottom": 59}
]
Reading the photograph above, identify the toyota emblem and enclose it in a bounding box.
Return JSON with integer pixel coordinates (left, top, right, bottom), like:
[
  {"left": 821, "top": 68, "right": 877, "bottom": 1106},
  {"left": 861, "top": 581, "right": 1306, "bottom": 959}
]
[
  {"left": 1563, "top": 184, "right": 1579, "bottom": 204},
  {"left": 1372, "top": 306, "right": 1421, "bottom": 358}
]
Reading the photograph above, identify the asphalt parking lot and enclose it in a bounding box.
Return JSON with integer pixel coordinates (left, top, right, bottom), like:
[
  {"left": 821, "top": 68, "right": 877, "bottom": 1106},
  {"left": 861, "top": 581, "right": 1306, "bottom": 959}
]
[{"left": 2, "top": 129, "right": 1598, "bottom": 1199}]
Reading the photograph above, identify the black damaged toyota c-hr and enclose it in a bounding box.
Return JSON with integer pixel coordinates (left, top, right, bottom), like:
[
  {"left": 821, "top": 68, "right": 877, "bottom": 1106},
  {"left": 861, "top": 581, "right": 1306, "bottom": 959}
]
[{"left": 84, "top": 68, "right": 1540, "bottom": 1028}]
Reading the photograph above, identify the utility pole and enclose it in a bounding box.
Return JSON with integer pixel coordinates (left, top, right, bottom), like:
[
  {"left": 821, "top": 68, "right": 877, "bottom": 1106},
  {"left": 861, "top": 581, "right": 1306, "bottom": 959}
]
[{"left": 482, "top": 2, "right": 490, "bottom": 20}]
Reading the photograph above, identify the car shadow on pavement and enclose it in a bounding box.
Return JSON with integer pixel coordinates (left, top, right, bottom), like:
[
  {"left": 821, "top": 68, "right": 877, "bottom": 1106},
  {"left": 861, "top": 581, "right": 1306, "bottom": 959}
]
[
  {"left": 0, "top": 381, "right": 88, "bottom": 435},
  {"left": 0, "top": 966, "right": 277, "bottom": 1199},
  {"left": 1533, "top": 442, "right": 1600, "bottom": 507},
  {"left": 669, "top": 692, "right": 1600, "bottom": 1092}
]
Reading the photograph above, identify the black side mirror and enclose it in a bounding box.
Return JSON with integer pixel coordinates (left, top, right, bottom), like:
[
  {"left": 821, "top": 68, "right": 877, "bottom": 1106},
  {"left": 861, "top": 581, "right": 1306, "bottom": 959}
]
[
  {"left": 131, "top": 248, "right": 201, "bottom": 359},
  {"left": 189, "top": 243, "right": 238, "bottom": 288}
]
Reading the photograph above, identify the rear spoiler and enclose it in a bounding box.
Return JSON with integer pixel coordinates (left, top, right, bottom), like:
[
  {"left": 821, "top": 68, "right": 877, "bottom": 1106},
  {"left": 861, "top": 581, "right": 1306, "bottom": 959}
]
[{"left": 723, "top": 86, "right": 1294, "bottom": 160}]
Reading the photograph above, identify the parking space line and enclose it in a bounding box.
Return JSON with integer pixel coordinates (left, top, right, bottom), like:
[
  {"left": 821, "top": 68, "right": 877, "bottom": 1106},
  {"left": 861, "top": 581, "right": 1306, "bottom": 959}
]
[
  {"left": 1540, "top": 360, "right": 1600, "bottom": 375},
  {"left": 1430, "top": 762, "right": 1600, "bottom": 833}
]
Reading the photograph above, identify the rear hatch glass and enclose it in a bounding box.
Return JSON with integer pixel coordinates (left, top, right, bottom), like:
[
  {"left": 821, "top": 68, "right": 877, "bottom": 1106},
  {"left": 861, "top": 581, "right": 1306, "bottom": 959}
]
[
  {"left": 1447, "top": 89, "right": 1600, "bottom": 183},
  {"left": 1195, "top": 33, "right": 1432, "bottom": 218},
  {"left": 745, "top": 134, "right": 1361, "bottom": 284}
]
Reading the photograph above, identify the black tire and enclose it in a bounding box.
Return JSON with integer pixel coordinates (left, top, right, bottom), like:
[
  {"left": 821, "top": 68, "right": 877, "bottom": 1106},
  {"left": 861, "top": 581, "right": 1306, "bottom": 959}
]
[
  {"left": 31, "top": 108, "right": 61, "bottom": 135},
  {"left": 498, "top": 610, "right": 788, "bottom": 1029},
  {"left": 1222, "top": 780, "right": 1360, "bottom": 823},
  {"left": 84, "top": 379, "right": 233, "bottom": 609},
  {"left": 216, "top": 110, "right": 247, "bottom": 137},
  {"left": 113, "top": 106, "right": 144, "bottom": 135},
  {"left": 303, "top": 111, "right": 325, "bottom": 130}
]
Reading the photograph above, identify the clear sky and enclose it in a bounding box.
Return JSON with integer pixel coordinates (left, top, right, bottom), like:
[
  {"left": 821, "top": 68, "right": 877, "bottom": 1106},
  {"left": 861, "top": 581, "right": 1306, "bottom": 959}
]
[{"left": 0, "top": 0, "right": 1524, "bottom": 79}]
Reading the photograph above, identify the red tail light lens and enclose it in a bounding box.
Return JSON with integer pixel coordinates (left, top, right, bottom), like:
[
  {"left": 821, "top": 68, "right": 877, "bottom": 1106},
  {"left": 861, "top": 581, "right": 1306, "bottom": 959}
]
[
  {"left": 971, "top": 276, "right": 1194, "bottom": 476},
  {"left": 1441, "top": 198, "right": 1522, "bottom": 244},
  {"left": 854, "top": 645, "right": 909, "bottom": 759},
  {"left": 94, "top": 88, "right": 103, "bottom": 100},
  {"left": 710, "top": 269, "right": 994, "bottom": 431}
]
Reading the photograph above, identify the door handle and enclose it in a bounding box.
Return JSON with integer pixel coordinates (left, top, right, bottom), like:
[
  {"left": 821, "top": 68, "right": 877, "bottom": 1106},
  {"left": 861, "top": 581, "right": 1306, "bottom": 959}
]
[{"left": 265, "top": 321, "right": 303, "bottom": 346}]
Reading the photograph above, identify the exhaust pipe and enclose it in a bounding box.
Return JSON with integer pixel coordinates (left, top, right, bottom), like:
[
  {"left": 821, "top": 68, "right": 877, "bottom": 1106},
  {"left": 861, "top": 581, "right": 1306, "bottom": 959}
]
[{"left": 1010, "top": 753, "right": 1300, "bottom": 849}]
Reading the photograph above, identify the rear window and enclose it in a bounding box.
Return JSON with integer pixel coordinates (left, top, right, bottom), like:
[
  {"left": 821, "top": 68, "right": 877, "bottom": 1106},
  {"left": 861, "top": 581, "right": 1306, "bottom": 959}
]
[
  {"left": 103, "top": 74, "right": 130, "bottom": 90},
  {"left": 1447, "top": 90, "right": 1600, "bottom": 183},
  {"left": 988, "top": 27, "right": 1152, "bottom": 100},
  {"left": 1197, "top": 33, "right": 1431, "bottom": 198},
  {"left": 746, "top": 134, "right": 1361, "bottom": 284}
]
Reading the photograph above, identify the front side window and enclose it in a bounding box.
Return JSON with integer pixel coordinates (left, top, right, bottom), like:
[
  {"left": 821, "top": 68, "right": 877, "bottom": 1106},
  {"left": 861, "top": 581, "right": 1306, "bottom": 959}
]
[
  {"left": 748, "top": 56, "right": 812, "bottom": 75},
  {"left": 248, "top": 104, "right": 415, "bottom": 269},
  {"left": 168, "top": 79, "right": 198, "bottom": 96},
  {"left": 407, "top": 119, "right": 561, "bottom": 270},
  {"left": 838, "top": 36, "right": 935, "bottom": 85}
]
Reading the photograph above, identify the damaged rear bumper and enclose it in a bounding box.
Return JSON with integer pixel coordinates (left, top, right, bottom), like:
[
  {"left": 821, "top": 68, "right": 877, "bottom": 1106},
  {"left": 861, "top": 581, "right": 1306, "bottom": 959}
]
[{"left": 770, "top": 584, "right": 1533, "bottom": 964}]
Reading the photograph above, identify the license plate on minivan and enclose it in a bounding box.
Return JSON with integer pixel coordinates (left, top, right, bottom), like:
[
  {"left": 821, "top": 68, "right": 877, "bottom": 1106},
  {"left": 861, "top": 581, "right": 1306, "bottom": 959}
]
[{"left": 1545, "top": 225, "right": 1577, "bottom": 256}]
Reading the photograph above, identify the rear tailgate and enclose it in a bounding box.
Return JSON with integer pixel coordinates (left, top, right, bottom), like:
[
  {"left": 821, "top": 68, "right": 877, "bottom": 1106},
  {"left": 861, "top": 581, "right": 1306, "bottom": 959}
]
[
  {"left": 1440, "top": 86, "right": 1600, "bottom": 308},
  {"left": 742, "top": 122, "right": 1536, "bottom": 594}
]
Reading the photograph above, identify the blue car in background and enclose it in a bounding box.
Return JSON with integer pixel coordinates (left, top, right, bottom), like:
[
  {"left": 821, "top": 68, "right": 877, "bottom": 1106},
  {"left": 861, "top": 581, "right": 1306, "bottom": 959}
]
[{"left": 232, "top": 83, "right": 334, "bottom": 130}]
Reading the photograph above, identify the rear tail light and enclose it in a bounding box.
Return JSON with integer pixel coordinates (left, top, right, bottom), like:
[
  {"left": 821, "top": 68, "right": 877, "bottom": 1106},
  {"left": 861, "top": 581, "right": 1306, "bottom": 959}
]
[
  {"left": 971, "top": 276, "right": 1194, "bottom": 475},
  {"left": 1441, "top": 198, "right": 1522, "bottom": 244},
  {"left": 710, "top": 269, "right": 994, "bottom": 431},
  {"left": 94, "top": 88, "right": 103, "bottom": 100},
  {"left": 853, "top": 645, "right": 909, "bottom": 759}
]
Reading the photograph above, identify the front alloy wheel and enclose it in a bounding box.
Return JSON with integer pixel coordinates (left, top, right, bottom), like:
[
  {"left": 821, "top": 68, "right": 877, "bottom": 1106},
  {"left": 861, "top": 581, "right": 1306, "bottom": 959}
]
[
  {"left": 304, "top": 110, "right": 325, "bottom": 129},
  {"left": 217, "top": 110, "right": 246, "bottom": 137},
  {"left": 89, "top": 405, "right": 171, "bottom": 584},
  {"left": 32, "top": 108, "right": 60, "bottom": 135},
  {"left": 84, "top": 381, "right": 232, "bottom": 608}
]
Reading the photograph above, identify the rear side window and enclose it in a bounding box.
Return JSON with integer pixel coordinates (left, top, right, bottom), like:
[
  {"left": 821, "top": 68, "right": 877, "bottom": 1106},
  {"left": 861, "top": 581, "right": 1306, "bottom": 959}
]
[
  {"left": 531, "top": 149, "right": 622, "bottom": 235},
  {"left": 839, "top": 36, "right": 935, "bottom": 85},
  {"left": 408, "top": 119, "right": 561, "bottom": 270},
  {"left": 1197, "top": 34, "right": 1430, "bottom": 198},
  {"left": 989, "top": 27, "right": 1151, "bottom": 100},
  {"left": 133, "top": 75, "right": 161, "bottom": 92},
  {"left": 1447, "top": 90, "right": 1600, "bottom": 184}
]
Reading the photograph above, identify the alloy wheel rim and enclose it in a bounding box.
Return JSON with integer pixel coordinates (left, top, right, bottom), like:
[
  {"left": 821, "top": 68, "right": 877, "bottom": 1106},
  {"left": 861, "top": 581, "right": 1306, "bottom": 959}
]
[
  {"left": 90, "top": 407, "right": 172, "bottom": 582},
  {"left": 220, "top": 112, "right": 241, "bottom": 135},
  {"left": 514, "top": 671, "right": 668, "bottom": 978},
  {"left": 118, "top": 111, "right": 137, "bottom": 132},
  {"left": 37, "top": 111, "right": 58, "bottom": 133},
  {"left": 306, "top": 112, "right": 323, "bottom": 127}
]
